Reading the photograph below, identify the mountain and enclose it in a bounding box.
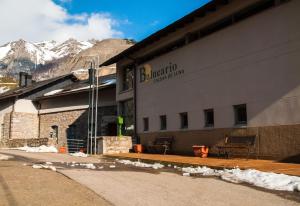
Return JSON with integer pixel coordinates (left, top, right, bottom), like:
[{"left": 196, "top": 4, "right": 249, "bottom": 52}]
[
  {"left": 0, "top": 38, "right": 95, "bottom": 78},
  {"left": 0, "top": 38, "right": 134, "bottom": 85}
]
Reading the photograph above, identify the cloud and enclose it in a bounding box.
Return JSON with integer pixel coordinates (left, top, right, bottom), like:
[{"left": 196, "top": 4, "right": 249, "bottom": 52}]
[{"left": 0, "top": 0, "right": 123, "bottom": 44}]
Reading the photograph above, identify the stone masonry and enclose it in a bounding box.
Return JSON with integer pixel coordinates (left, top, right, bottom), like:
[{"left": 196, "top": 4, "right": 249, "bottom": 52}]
[{"left": 97, "top": 136, "right": 132, "bottom": 154}]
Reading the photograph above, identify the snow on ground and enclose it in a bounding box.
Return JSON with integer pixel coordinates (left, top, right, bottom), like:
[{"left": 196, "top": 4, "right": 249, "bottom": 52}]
[
  {"left": 0, "top": 154, "right": 13, "bottom": 160},
  {"left": 182, "top": 166, "right": 300, "bottom": 192},
  {"left": 17, "top": 145, "right": 58, "bottom": 153},
  {"left": 117, "top": 159, "right": 164, "bottom": 169},
  {"left": 32, "top": 164, "right": 56, "bottom": 172},
  {"left": 79, "top": 163, "right": 96, "bottom": 169},
  {"left": 70, "top": 152, "right": 88, "bottom": 157}
]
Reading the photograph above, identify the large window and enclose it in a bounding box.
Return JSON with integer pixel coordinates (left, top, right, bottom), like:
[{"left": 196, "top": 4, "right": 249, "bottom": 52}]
[
  {"left": 180, "top": 112, "right": 188, "bottom": 129},
  {"left": 120, "top": 99, "right": 134, "bottom": 135},
  {"left": 160, "top": 115, "right": 167, "bottom": 130},
  {"left": 204, "top": 109, "right": 214, "bottom": 127},
  {"left": 122, "top": 67, "right": 133, "bottom": 91},
  {"left": 234, "top": 104, "right": 247, "bottom": 125},
  {"left": 143, "top": 117, "right": 149, "bottom": 132}
]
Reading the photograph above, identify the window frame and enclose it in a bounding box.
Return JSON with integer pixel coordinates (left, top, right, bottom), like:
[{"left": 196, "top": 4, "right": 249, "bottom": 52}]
[
  {"left": 143, "top": 117, "right": 149, "bottom": 132},
  {"left": 204, "top": 109, "right": 214, "bottom": 128},
  {"left": 233, "top": 104, "right": 247, "bottom": 125},
  {"left": 180, "top": 112, "right": 188, "bottom": 129},
  {"left": 160, "top": 115, "right": 167, "bottom": 130}
]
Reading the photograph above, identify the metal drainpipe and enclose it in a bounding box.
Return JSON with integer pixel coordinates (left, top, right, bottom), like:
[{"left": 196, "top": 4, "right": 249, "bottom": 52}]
[{"left": 133, "top": 64, "right": 138, "bottom": 143}]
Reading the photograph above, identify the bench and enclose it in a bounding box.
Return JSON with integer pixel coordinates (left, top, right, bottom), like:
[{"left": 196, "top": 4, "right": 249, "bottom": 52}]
[
  {"left": 147, "top": 137, "right": 174, "bottom": 155},
  {"left": 217, "top": 135, "right": 257, "bottom": 159}
]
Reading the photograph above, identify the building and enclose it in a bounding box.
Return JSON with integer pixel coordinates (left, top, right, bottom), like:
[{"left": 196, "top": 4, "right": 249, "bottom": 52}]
[
  {"left": 35, "top": 75, "right": 117, "bottom": 152},
  {"left": 100, "top": 0, "right": 300, "bottom": 159},
  {"left": 0, "top": 73, "right": 77, "bottom": 147}
]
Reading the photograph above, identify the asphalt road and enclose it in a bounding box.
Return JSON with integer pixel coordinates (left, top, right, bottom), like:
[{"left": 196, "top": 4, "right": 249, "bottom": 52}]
[{"left": 0, "top": 149, "right": 299, "bottom": 206}]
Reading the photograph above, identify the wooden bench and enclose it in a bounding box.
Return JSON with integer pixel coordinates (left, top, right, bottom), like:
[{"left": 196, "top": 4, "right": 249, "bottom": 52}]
[
  {"left": 217, "top": 135, "right": 257, "bottom": 159},
  {"left": 147, "top": 137, "right": 174, "bottom": 155}
]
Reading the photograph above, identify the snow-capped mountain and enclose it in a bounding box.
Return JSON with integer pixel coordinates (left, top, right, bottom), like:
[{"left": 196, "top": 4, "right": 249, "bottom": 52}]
[
  {"left": 0, "top": 38, "right": 135, "bottom": 83},
  {"left": 0, "top": 38, "right": 95, "bottom": 77}
]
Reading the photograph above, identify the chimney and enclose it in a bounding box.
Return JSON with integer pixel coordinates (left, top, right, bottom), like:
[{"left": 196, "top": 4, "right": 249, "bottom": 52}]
[{"left": 19, "top": 72, "right": 33, "bottom": 87}]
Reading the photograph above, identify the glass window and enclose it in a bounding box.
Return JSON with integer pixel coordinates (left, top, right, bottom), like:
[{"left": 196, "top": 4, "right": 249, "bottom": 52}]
[
  {"left": 120, "top": 99, "right": 134, "bottom": 135},
  {"left": 204, "top": 109, "right": 214, "bottom": 127},
  {"left": 160, "top": 115, "right": 167, "bottom": 130},
  {"left": 180, "top": 112, "right": 188, "bottom": 129},
  {"left": 234, "top": 104, "right": 247, "bottom": 125},
  {"left": 143, "top": 117, "right": 149, "bottom": 131},
  {"left": 122, "top": 67, "right": 133, "bottom": 91}
]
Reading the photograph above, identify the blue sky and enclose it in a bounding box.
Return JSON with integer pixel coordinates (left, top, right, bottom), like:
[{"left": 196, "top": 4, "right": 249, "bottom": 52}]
[
  {"left": 0, "top": 0, "right": 210, "bottom": 44},
  {"left": 54, "top": 0, "right": 211, "bottom": 41}
]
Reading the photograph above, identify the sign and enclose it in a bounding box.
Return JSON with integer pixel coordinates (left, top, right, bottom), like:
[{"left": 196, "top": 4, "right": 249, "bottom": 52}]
[{"left": 139, "top": 62, "right": 184, "bottom": 83}]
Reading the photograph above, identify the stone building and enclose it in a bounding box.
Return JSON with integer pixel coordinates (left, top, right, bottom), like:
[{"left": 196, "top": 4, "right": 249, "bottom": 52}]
[
  {"left": 0, "top": 73, "right": 78, "bottom": 147},
  {"left": 100, "top": 0, "right": 300, "bottom": 160},
  {"left": 35, "top": 75, "right": 117, "bottom": 152}
]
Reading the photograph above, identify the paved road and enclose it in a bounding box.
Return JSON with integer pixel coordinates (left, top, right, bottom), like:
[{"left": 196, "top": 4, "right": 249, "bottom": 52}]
[
  {"left": 0, "top": 156, "right": 111, "bottom": 206},
  {"left": 1, "top": 149, "right": 299, "bottom": 206}
]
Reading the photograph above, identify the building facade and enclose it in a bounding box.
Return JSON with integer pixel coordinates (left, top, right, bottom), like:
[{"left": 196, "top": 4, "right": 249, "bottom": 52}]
[
  {"left": 101, "top": 0, "right": 300, "bottom": 159},
  {"left": 36, "top": 78, "right": 117, "bottom": 151}
]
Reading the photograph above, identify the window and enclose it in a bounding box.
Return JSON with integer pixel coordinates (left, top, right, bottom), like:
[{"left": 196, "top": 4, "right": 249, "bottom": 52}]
[
  {"left": 50, "top": 125, "right": 58, "bottom": 138},
  {"left": 160, "top": 115, "right": 167, "bottom": 130},
  {"left": 234, "top": 104, "right": 247, "bottom": 125},
  {"left": 180, "top": 112, "right": 188, "bottom": 129},
  {"left": 122, "top": 67, "right": 133, "bottom": 91},
  {"left": 204, "top": 109, "right": 214, "bottom": 127},
  {"left": 143, "top": 117, "right": 149, "bottom": 132},
  {"left": 120, "top": 99, "right": 134, "bottom": 136}
]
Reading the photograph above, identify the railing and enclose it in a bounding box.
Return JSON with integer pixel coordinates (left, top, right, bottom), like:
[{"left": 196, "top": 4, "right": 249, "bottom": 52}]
[{"left": 66, "top": 139, "right": 86, "bottom": 153}]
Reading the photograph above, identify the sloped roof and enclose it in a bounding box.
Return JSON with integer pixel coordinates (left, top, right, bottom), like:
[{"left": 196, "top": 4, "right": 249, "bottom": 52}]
[
  {"left": 35, "top": 74, "right": 116, "bottom": 100},
  {"left": 0, "top": 73, "right": 77, "bottom": 101}
]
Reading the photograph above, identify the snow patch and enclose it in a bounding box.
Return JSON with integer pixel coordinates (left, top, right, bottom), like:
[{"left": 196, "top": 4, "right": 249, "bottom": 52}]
[
  {"left": 44, "top": 89, "right": 63, "bottom": 96},
  {"left": 117, "top": 159, "right": 164, "bottom": 170},
  {"left": 70, "top": 152, "right": 88, "bottom": 157},
  {"left": 0, "top": 43, "right": 11, "bottom": 60},
  {"left": 17, "top": 145, "right": 58, "bottom": 153},
  {"left": 181, "top": 166, "right": 300, "bottom": 192},
  {"left": 79, "top": 163, "right": 96, "bottom": 169},
  {"left": 32, "top": 164, "right": 56, "bottom": 171},
  {"left": 0, "top": 154, "right": 13, "bottom": 160}
]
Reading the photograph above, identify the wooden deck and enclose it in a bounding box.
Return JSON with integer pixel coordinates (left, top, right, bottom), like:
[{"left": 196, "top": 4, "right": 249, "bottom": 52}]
[{"left": 106, "top": 153, "right": 300, "bottom": 176}]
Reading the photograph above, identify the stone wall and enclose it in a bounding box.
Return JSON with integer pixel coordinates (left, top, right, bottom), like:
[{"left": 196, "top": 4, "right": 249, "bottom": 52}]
[
  {"left": 7, "top": 138, "right": 48, "bottom": 148},
  {"left": 39, "top": 106, "right": 117, "bottom": 150},
  {"left": 139, "top": 124, "right": 300, "bottom": 160},
  {"left": 97, "top": 136, "right": 132, "bottom": 154},
  {"left": 10, "top": 112, "right": 39, "bottom": 139},
  {"left": 39, "top": 109, "right": 87, "bottom": 149}
]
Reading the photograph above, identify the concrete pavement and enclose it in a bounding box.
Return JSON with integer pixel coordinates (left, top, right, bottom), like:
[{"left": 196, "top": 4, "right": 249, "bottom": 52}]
[{"left": 1, "top": 149, "right": 299, "bottom": 206}]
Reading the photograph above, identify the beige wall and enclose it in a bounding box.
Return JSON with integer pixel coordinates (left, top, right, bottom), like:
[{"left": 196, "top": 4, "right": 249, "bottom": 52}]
[
  {"left": 0, "top": 99, "right": 13, "bottom": 141},
  {"left": 14, "top": 99, "right": 38, "bottom": 114},
  {"left": 135, "top": 0, "right": 300, "bottom": 133}
]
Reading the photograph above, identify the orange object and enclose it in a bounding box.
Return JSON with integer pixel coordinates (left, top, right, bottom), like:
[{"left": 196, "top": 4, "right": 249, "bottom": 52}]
[
  {"left": 192, "top": 145, "right": 209, "bottom": 158},
  {"left": 134, "top": 144, "right": 144, "bottom": 153},
  {"left": 59, "top": 146, "right": 66, "bottom": 153}
]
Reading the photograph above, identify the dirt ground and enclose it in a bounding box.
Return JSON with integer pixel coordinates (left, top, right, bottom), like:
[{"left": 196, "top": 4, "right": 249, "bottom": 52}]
[{"left": 0, "top": 159, "right": 111, "bottom": 206}]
